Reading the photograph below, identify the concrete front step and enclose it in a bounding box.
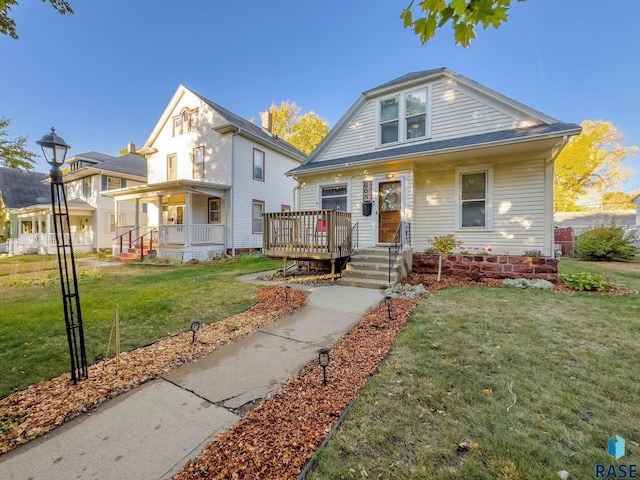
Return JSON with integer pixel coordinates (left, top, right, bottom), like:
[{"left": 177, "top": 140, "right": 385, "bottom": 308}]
[
  {"left": 335, "top": 276, "right": 390, "bottom": 289},
  {"left": 342, "top": 268, "right": 397, "bottom": 281}
]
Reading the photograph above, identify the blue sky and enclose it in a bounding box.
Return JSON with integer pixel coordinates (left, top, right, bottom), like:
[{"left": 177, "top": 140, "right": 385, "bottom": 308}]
[{"left": 1, "top": 0, "right": 639, "bottom": 198}]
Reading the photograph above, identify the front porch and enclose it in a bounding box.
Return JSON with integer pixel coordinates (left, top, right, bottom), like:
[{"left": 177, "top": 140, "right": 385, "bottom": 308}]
[
  {"left": 262, "top": 210, "right": 355, "bottom": 279},
  {"left": 113, "top": 224, "right": 225, "bottom": 262},
  {"left": 7, "top": 232, "right": 95, "bottom": 256}
]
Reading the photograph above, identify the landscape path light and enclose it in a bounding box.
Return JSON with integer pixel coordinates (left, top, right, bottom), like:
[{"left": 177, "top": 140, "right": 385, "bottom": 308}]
[
  {"left": 318, "top": 347, "right": 330, "bottom": 386},
  {"left": 190, "top": 319, "right": 201, "bottom": 343},
  {"left": 37, "top": 127, "right": 88, "bottom": 384},
  {"left": 384, "top": 295, "right": 393, "bottom": 320},
  {"left": 284, "top": 285, "right": 291, "bottom": 302}
]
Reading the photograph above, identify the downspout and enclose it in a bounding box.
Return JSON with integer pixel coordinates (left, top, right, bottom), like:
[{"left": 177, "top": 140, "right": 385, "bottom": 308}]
[
  {"left": 230, "top": 131, "right": 236, "bottom": 256},
  {"left": 293, "top": 176, "right": 300, "bottom": 211},
  {"left": 548, "top": 135, "right": 569, "bottom": 258}
]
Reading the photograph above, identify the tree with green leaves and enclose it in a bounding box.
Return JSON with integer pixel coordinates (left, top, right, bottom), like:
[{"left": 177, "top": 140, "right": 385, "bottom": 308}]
[
  {"left": 1, "top": 0, "right": 73, "bottom": 39},
  {"left": 401, "top": 0, "right": 523, "bottom": 47},
  {"left": 554, "top": 120, "right": 637, "bottom": 212},
  {"left": 0, "top": 117, "right": 37, "bottom": 170},
  {"left": 266, "top": 101, "right": 330, "bottom": 156}
]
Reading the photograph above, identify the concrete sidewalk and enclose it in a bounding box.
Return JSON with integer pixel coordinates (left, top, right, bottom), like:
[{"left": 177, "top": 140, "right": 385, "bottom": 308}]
[{"left": 0, "top": 278, "right": 383, "bottom": 480}]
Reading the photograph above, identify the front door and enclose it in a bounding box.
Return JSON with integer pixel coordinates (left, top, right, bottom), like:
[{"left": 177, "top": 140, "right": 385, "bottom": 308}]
[{"left": 378, "top": 180, "right": 401, "bottom": 243}]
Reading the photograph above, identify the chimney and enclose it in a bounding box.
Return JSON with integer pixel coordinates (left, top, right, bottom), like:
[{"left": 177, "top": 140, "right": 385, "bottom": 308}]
[
  {"left": 127, "top": 141, "right": 136, "bottom": 154},
  {"left": 259, "top": 111, "right": 273, "bottom": 133}
]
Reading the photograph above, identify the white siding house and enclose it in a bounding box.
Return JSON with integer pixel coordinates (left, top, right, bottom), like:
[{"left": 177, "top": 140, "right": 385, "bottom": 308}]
[
  {"left": 285, "top": 68, "right": 582, "bottom": 257},
  {"left": 4, "top": 151, "right": 146, "bottom": 255},
  {"left": 105, "top": 85, "right": 304, "bottom": 261}
]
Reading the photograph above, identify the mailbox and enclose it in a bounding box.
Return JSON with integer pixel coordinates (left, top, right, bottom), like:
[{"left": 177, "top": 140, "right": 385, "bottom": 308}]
[{"left": 362, "top": 202, "right": 373, "bottom": 216}]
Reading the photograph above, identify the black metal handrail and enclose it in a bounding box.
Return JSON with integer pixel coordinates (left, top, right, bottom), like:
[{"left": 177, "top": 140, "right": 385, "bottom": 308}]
[
  {"left": 388, "top": 221, "right": 411, "bottom": 283},
  {"left": 337, "top": 222, "right": 359, "bottom": 276}
]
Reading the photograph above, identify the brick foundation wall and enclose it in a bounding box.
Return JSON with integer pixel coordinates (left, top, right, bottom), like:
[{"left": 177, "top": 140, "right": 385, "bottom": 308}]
[{"left": 413, "top": 253, "right": 558, "bottom": 282}]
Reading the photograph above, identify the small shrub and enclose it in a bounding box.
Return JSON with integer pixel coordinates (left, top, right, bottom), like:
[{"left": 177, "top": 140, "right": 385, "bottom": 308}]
[
  {"left": 226, "top": 322, "right": 240, "bottom": 332},
  {"left": 572, "top": 225, "right": 637, "bottom": 262},
  {"left": 502, "top": 278, "right": 554, "bottom": 289},
  {"left": 561, "top": 272, "right": 611, "bottom": 291},
  {"left": 430, "top": 234, "right": 461, "bottom": 255},
  {"left": 522, "top": 249, "right": 543, "bottom": 257},
  {"left": 384, "top": 283, "right": 427, "bottom": 299}
]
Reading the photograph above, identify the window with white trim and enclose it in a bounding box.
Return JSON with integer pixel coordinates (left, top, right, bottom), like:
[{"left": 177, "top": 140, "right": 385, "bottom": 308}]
[
  {"left": 82, "top": 177, "right": 92, "bottom": 197},
  {"left": 167, "top": 154, "right": 177, "bottom": 181},
  {"left": 193, "top": 146, "right": 204, "bottom": 179},
  {"left": 379, "top": 87, "right": 429, "bottom": 145},
  {"left": 456, "top": 165, "right": 493, "bottom": 230},
  {"left": 252, "top": 200, "right": 264, "bottom": 233},
  {"left": 253, "top": 149, "right": 265, "bottom": 181},
  {"left": 320, "top": 185, "right": 347, "bottom": 211}
]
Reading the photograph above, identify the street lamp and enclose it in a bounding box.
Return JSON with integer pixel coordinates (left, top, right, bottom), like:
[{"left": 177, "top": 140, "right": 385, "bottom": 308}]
[{"left": 37, "top": 128, "right": 88, "bottom": 384}]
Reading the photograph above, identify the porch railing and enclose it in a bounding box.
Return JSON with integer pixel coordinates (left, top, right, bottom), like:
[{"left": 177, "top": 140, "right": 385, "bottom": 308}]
[
  {"left": 263, "top": 210, "right": 352, "bottom": 257},
  {"left": 113, "top": 226, "right": 157, "bottom": 256},
  {"left": 160, "top": 224, "right": 225, "bottom": 245},
  {"left": 8, "top": 232, "right": 94, "bottom": 256},
  {"left": 388, "top": 221, "right": 411, "bottom": 283}
]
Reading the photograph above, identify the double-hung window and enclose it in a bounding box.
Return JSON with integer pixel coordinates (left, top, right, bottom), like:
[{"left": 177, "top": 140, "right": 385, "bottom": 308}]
[
  {"left": 379, "top": 87, "right": 429, "bottom": 145},
  {"left": 253, "top": 149, "right": 265, "bottom": 181},
  {"left": 167, "top": 154, "right": 177, "bottom": 181},
  {"left": 208, "top": 198, "right": 220, "bottom": 223},
  {"left": 320, "top": 185, "right": 348, "bottom": 211},
  {"left": 252, "top": 200, "right": 264, "bottom": 233},
  {"left": 193, "top": 146, "right": 204, "bottom": 179},
  {"left": 82, "top": 177, "right": 92, "bottom": 197},
  {"left": 456, "top": 165, "right": 493, "bottom": 229}
]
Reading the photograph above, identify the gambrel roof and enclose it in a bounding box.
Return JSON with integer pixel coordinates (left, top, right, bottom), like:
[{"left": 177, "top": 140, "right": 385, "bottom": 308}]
[
  {"left": 0, "top": 167, "right": 49, "bottom": 209},
  {"left": 289, "top": 68, "right": 581, "bottom": 175}
]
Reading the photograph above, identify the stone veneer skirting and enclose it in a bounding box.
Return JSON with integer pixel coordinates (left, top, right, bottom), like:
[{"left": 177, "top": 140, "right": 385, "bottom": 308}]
[{"left": 413, "top": 253, "right": 558, "bottom": 282}]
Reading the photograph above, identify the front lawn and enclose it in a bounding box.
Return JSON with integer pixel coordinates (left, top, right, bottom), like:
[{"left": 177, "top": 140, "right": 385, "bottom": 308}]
[
  {"left": 308, "top": 258, "right": 640, "bottom": 479},
  {"left": 0, "top": 254, "right": 281, "bottom": 399}
]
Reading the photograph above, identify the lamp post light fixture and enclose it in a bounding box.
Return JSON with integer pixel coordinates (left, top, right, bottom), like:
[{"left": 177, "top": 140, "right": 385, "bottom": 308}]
[
  {"left": 318, "top": 347, "right": 330, "bottom": 386},
  {"left": 190, "top": 319, "right": 201, "bottom": 343},
  {"left": 384, "top": 295, "right": 393, "bottom": 320},
  {"left": 284, "top": 285, "right": 291, "bottom": 302},
  {"left": 37, "top": 128, "right": 88, "bottom": 384}
]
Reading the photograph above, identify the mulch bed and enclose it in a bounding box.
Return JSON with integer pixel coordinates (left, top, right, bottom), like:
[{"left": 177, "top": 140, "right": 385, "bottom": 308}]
[{"left": 0, "top": 286, "right": 306, "bottom": 454}]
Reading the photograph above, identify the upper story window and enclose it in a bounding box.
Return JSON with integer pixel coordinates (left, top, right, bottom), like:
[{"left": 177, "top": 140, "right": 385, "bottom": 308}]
[
  {"left": 172, "top": 107, "right": 199, "bottom": 136},
  {"left": 102, "top": 176, "right": 124, "bottom": 191},
  {"left": 253, "top": 148, "right": 265, "bottom": 182},
  {"left": 379, "top": 87, "right": 429, "bottom": 146},
  {"left": 82, "top": 177, "right": 92, "bottom": 197},
  {"left": 455, "top": 165, "right": 493, "bottom": 230},
  {"left": 167, "top": 154, "right": 177, "bottom": 181},
  {"left": 193, "top": 146, "right": 204, "bottom": 179},
  {"left": 320, "top": 185, "right": 348, "bottom": 211}
]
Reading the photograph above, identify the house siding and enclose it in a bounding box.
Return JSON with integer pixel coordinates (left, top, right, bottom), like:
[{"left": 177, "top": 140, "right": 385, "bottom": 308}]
[
  {"left": 413, "top": 155, "right": 549, "bottom": 255},
  {"left": 231, "top": 135, "right": 299, "bottom": 250},
  {"left": 147, "top": 91, "right": 232, "bottom": 186},
  {"left": 317, "top": 80, "right": 538, "bottom": 164}
]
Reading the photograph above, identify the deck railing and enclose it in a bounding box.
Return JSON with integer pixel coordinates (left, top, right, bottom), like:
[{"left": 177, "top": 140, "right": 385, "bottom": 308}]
[{"left": 263, "top": 210, "right": 352, "bottom": 257}]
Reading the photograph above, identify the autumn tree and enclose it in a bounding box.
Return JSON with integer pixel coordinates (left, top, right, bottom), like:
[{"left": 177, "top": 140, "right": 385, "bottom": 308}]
[
  {"left": 265, "top": 101, "right": 329, "bottom": 156},
  {"left": 601, "top": 191, "right": 636, "bottom": 210},
  {"left": 401, "top": 0, "right": 524, "bottom": 47},
  {"left": 1, "top": 0, "right": 73, "bottom": 39},
  {"left": 554, "top": 120, "right": 637, "bottom": 212},
  {"left": 0, "top": 117, "right": 37, "bottom": 170}
]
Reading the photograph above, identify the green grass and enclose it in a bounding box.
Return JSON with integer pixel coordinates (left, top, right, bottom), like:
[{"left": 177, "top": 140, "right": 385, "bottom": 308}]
[
  {"left": 0, "top": 254, "right": 280, "bottom": 399},
  {"left": 309, "top": 258, "right": 640, "bottom": 479}
]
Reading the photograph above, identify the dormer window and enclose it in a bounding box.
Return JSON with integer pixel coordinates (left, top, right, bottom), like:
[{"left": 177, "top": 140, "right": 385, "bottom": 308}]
[{"left": 379, "top": 87, "right": 430, "bottom": 146}]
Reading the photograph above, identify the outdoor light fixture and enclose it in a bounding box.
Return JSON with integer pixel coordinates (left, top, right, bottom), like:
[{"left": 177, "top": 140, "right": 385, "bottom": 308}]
[
  {"left": 318, "top": 347, "right": 330, "bottom": 386},
  {"left": 284, "top": 285, "right": 291, "bottom": 302},
  {"left": 384, "top": 295, "right": 393, "bottom": 320},
  {"left": 190, "top": 319, "right": 201, "bottom": 343},
  {"left": 37, "top": 128, "right": 88, "bottom": 384}
]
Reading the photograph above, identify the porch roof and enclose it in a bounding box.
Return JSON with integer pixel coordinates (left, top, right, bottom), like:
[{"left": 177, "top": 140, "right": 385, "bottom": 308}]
[
  {"left": 10, "top": 198, "right": 95, "bottom": 216},
  {"left": 101, "top": 179, "right": 230, "bottom": 200},
  {"left": 287, "top": 122, "right": 581, "bottom": 176}
]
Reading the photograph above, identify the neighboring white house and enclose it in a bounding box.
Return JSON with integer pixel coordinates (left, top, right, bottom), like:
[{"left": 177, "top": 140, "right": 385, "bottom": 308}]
[
  {"left": 4, "top": 150, "right": 146, "bottom": 255},
  {"left": 284, "top": 68, "right": 582, "bottom": 257},
  {"left": 105, "top": 85, "right": 305, "bottom": 261}
]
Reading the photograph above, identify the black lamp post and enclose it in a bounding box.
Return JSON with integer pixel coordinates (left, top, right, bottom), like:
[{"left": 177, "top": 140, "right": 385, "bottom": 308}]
[
  {"left": 318, "top": 347, "right": 330, "bottom": 386},
  {"left": 190, "top": 319, "right": 201, "bottom": 343},
  {"left": 37, "top": 128, "right": 88, "bottom": 384}
]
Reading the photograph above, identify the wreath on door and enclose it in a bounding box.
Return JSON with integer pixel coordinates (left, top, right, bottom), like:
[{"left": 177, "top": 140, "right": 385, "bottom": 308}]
[{"left": 381, "top": 186, "right": 400, "bottom": 211}]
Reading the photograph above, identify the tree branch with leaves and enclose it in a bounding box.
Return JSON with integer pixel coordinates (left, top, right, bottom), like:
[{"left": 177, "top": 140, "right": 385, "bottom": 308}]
[
  {"left": 0, "top": 117, "right": 37, "bottom": 170},
  {"left": 1, "top": 0, "right": 73, "bottom": 39},
  {"left": 401, "top": 0, "right": 524, "bottom": 47}
]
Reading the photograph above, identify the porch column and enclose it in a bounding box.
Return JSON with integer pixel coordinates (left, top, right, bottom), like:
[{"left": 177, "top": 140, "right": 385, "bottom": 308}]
[
  {"left": 45, "top": 212, "right": 51, "bottom": 252},
  {"left": 157, "top": 195, "right": 163, "bottom": 245},
  {"left": 114, "top": 200, "right": 120, "bottom": 235},
  {"left": 134, "top": 198, "right": 140, "bottom": 231},
  {"left": 185, "top": 191, "right": 192, "bottom": 247}
]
